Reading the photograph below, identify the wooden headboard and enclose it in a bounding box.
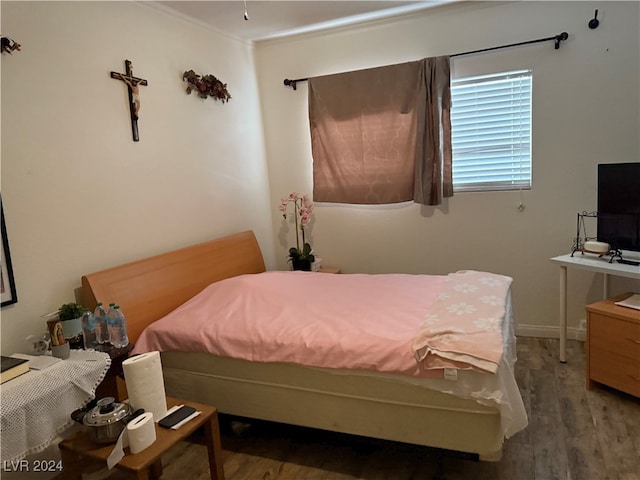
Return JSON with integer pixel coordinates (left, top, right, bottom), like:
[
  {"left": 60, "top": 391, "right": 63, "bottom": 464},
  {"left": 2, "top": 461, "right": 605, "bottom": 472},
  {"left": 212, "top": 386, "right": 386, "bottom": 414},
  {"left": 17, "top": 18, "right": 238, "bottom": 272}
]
[{"left": 81, "top": 230, "right": 266, "bottom": 343}]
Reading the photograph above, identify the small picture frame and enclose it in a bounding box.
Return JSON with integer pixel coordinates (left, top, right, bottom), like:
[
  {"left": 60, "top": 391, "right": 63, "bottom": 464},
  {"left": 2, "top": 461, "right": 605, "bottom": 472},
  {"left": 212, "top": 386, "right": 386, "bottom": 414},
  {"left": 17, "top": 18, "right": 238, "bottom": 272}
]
[{"left": 1, "top": 197, "right": 18, "bottom": 307}]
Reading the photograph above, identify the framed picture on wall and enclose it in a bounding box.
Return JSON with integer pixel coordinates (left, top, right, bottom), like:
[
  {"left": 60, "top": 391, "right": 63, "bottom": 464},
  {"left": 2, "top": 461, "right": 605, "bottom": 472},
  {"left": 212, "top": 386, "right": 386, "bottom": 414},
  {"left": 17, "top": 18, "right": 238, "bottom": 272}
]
[{"left": 1, "top": 196, "right": 18, "bottom": 307}]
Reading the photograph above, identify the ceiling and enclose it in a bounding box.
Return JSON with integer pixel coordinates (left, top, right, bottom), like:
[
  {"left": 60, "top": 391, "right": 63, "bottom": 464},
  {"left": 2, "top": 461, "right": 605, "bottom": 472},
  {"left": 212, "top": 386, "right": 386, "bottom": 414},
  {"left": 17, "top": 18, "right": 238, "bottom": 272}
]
[{"left": 157, "top": 1, "right": 454, "bottom": 42}]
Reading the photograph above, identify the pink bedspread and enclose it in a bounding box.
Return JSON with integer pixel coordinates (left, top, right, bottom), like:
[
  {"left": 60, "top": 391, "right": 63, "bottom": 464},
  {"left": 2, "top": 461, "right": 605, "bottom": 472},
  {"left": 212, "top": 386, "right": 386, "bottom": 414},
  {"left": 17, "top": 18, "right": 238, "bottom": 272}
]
[
  {"left": 133, "top": 270, "right": 511, "bottom": 379},
  {"left": 412, "top": 270, "right": 513, "bottom": 374},
  {"left": 133, "top": 271, "right": 446, "bottom": 378}
]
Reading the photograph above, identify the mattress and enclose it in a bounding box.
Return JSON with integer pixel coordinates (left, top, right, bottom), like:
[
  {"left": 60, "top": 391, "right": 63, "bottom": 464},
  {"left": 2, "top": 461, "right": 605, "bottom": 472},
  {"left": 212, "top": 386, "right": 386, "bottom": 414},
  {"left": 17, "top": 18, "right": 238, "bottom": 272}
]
[{"left": 133, "top": 271, "right": 527, "bottom": 440}]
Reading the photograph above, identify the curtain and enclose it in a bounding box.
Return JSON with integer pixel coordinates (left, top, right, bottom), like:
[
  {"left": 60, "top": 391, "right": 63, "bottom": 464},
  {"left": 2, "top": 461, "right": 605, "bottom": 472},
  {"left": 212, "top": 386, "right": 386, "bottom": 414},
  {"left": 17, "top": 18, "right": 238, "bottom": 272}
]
[
  {"left": 309, "top": 56, "right": 452, "bottom": 206},
  {"left": 414, "top": 56, "right": 453, "bottom": 205}
]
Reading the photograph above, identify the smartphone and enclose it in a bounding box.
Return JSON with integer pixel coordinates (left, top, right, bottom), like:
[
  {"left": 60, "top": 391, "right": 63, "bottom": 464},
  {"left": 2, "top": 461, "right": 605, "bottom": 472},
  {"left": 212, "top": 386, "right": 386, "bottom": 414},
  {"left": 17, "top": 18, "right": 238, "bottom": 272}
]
[{"left": 158, "top": 405, "right": 197, "bottom": 429}]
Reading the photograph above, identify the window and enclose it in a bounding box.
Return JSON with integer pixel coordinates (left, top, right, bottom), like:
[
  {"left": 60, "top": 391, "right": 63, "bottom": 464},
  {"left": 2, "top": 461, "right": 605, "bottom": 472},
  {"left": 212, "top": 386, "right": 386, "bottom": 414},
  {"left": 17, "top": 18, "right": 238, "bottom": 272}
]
[{"left": 450, "top": 70, "right": 532, "bottom": 192}]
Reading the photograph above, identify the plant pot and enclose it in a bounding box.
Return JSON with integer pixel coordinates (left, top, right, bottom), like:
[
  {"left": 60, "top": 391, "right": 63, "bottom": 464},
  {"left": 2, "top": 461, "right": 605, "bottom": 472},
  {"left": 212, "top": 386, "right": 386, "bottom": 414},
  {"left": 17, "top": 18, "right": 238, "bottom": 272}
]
[
  {"left": 61, "top": 317, "right": 84, "bottom": 348},
  {"left": 51, "top": 342, "right": 70, "bottom": 359},
  {"left": 291, "top": 258, "right": 312, "bottom": 271},
  {"left": 61, "top": 317, "right": 83, "bottom": 339}
]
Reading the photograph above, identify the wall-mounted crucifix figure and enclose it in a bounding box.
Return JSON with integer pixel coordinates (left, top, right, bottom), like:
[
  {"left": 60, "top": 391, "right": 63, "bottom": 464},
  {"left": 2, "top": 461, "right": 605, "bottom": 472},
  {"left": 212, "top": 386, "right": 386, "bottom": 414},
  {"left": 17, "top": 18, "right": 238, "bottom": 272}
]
[{"left": 110, "top": 60, "right": 148, "bottom": 142}]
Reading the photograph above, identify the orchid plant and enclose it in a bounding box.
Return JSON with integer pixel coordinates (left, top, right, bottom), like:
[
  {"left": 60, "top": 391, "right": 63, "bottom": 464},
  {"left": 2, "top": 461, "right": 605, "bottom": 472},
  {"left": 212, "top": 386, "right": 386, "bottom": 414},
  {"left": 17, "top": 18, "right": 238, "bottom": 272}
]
[{"left": 279, "top": 192, "right": 315, "bottom": 269}]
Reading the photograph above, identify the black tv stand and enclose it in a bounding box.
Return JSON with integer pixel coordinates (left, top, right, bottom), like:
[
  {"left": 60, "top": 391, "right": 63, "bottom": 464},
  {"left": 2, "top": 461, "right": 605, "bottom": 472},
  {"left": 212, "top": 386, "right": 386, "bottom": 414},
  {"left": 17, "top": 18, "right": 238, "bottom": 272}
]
[
  {"left": 607, "top": 248, "right": 640, "bottom": 266},
  {"left": 617, "top": 258, "right": 640, "bottom": 266}
]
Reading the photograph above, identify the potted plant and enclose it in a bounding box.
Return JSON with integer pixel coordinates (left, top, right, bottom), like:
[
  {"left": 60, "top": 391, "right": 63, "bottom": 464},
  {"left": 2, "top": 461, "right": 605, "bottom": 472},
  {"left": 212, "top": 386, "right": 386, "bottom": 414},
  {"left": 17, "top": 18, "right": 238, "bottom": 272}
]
[
  {"left": 58, "top": 302, "right": 85, "bottom": 348},
  {"left": 278, "top": 192, "right": 315, "bottom": 271}
]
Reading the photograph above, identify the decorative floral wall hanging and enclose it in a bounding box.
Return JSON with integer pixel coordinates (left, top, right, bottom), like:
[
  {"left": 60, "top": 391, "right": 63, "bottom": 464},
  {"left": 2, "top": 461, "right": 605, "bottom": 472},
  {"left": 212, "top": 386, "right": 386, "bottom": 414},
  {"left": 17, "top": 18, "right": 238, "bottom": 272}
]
[{"left": 183, "top": 70, "right": 231, "bottom": 103}]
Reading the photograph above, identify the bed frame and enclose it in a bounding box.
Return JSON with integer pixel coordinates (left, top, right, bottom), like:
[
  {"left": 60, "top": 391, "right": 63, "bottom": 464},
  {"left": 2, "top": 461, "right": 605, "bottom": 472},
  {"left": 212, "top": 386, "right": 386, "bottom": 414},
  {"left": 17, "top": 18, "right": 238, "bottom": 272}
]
[{"left": 82, "top": 230, "right": 505, "bottom": 460}]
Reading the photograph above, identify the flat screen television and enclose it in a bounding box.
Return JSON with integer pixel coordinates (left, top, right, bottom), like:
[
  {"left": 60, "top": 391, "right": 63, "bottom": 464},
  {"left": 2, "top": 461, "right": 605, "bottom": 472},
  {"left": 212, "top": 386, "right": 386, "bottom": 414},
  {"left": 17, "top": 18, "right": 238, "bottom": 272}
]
[{"left": 597, "top": 162, "right": 640, "bottom": 254}]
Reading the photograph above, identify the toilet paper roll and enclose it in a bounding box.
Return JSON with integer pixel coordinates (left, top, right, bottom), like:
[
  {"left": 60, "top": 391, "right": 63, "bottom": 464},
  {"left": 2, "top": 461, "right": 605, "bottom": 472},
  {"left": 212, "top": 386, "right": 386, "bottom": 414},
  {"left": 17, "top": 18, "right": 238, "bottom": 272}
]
[
  {"left": 122, "top": 351, "right": 168, "bottom": 420},
  {"left": 107, "top": 429, "right": 126, "bottom": 470},
  {"left": 127, "top": 412, "right": 156, "bottom": 454}
]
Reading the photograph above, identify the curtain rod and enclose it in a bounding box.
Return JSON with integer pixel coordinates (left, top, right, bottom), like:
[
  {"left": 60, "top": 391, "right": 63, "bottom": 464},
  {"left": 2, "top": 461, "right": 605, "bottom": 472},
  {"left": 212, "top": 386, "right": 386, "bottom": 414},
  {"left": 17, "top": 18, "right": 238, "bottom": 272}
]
[{"left": 283, "top": 31, "right": 569, "bottom": 90}]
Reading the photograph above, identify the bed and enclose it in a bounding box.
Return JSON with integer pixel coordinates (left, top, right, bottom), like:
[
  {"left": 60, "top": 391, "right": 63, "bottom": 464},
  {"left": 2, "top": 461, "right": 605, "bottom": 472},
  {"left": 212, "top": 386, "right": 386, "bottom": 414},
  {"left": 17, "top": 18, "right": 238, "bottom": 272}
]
[{"left": 81, "top": 230, "right": 527, "bottom": 461}]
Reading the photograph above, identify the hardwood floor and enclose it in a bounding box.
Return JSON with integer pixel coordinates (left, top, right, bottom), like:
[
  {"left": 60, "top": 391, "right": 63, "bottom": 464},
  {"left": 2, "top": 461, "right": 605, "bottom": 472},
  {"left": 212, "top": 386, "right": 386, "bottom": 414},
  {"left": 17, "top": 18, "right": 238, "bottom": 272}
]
[{"left": 67, "top": 338, "right": 640, "bottom": 480}]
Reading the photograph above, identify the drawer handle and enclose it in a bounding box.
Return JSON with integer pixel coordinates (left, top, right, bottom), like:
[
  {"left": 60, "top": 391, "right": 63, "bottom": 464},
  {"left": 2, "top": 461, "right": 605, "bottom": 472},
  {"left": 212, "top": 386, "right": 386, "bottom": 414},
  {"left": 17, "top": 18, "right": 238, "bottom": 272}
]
[{"left": 625, "top": 337, "right": 640, "bottom": 345}]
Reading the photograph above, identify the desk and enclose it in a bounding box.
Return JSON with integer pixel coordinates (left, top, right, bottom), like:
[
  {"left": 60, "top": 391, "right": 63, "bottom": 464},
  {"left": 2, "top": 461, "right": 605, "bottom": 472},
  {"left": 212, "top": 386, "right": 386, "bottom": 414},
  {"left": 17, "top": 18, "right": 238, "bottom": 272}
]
[
  {"left": 0, "top": 350, "right": 111, "bottom": 463},
  {"left": 550, "top": 253, "right": 640, "bottom": 362}
]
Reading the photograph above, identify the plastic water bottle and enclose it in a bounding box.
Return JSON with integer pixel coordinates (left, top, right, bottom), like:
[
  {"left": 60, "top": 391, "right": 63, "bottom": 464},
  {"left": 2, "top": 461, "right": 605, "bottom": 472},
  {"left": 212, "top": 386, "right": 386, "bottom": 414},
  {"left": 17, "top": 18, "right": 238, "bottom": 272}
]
[
  {"left": 81, "top": 309, "right": 97, "bottom": 349},
  {"left": 107, "top": 303, "right": 116, "bottom": 343},
  {"left": 107, "top": 305, "right": 129, "bottom": 348},
  {"left": 93, "top": 302, "right": 110, "bottom": 344}
]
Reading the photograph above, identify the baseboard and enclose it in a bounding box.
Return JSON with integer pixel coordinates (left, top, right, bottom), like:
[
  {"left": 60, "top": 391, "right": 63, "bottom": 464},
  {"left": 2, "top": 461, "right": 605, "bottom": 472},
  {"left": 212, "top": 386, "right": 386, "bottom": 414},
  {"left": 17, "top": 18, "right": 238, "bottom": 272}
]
[{"left": 516, "top": 324, "right": 586, "bottom": 342}]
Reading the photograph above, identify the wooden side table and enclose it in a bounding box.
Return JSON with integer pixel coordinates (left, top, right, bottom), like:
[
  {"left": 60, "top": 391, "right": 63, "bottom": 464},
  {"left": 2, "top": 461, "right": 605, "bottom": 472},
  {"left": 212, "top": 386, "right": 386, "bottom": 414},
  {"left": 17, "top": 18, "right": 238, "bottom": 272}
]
[
  {"left": 586, "top": 294, "right": 640, "bottom": 398},
  {"left": 94, "top": 343, "right": 135, "bottom": 400},
  {"left": 58, "top": 397, "right": 225, "bottom": 480},
  {"left": 318, "top": 267, "right": 341, "bottom": 274}
]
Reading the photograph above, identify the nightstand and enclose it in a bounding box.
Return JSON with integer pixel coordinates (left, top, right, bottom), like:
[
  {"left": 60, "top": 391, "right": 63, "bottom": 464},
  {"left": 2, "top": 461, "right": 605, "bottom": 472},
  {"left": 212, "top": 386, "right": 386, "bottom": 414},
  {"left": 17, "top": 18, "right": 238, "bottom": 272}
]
[
  {"left": 59, "top": 396, "right": 225, "bottom": 480},
  {"left": 94, "top": 343, "right": 134, "bottom": 400},
  {"left": 586, "top": 294, "right": 640, "bottom": 398},
  {"left": 318, "top": 267, "right": 341, "bottom": 274}
]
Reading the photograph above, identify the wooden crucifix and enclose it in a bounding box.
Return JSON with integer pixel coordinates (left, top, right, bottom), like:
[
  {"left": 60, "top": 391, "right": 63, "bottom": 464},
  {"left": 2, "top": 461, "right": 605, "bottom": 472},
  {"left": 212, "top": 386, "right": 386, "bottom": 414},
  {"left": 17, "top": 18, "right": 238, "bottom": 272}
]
[{"left": 110, "top": 60, "right": 148, "bottom": 142}]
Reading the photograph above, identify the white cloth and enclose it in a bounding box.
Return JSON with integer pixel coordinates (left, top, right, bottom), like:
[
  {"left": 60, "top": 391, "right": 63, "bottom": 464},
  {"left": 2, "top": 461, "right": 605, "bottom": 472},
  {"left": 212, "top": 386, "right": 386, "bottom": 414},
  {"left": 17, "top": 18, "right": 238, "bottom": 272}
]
[{"left": 0, "top": 349, "right": 111, "bottom": 463}]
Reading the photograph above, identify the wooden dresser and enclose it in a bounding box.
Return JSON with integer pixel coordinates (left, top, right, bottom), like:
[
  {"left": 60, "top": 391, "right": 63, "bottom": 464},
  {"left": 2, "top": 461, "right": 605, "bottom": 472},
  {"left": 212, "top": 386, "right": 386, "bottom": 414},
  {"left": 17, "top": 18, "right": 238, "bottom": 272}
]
[{"left": 586, "top": 293, "right": 640, "bottom": 398}]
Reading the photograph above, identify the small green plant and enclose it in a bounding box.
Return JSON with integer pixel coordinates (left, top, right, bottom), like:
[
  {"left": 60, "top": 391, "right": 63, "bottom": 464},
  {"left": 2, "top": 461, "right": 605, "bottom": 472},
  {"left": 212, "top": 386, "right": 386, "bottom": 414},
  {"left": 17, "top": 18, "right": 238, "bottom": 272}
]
[{"left": 58, "top": 302, "right": 85, "bottom": 320}]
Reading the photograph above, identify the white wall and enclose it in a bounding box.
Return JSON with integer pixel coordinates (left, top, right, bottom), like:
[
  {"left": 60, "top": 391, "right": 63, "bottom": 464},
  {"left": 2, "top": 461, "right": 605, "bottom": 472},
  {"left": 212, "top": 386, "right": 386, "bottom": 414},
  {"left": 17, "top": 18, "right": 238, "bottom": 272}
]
[
  {"left": 1, "top": 1, "right": 275, "bottom": 355},
  {"left": 255, "top": 1, "right": 639, "bottom": 337},
  {"left": 1, "top": 1, "right": 638, "bottom": 356}
]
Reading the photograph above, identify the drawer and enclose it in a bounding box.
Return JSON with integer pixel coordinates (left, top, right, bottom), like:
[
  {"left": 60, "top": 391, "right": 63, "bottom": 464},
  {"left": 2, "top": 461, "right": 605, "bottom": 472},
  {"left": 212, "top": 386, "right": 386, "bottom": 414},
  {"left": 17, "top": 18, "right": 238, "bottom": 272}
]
[
  {"left": 589, "top": 346, "right": 640, "bottom": 397},
  {"left": 589, "top": 312, "right": 640, "bottom": 359}
]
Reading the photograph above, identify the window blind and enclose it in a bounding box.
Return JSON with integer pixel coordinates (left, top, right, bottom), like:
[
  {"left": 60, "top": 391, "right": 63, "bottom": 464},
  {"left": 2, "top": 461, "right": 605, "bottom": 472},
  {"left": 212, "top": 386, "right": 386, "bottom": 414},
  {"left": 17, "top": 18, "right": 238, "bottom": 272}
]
[{"left": 451, "top": 70, "right": 532, "bottom": 192}]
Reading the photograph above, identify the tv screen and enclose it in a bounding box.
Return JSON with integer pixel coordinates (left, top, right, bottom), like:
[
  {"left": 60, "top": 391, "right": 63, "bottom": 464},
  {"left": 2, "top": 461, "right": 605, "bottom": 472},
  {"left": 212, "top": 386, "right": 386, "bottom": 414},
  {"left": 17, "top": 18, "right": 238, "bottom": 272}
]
[{"left": 597, "top": 162, "right": 640, "bottom": 253}]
